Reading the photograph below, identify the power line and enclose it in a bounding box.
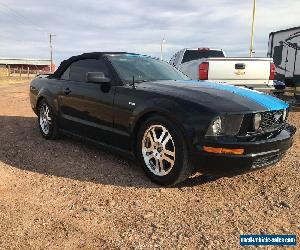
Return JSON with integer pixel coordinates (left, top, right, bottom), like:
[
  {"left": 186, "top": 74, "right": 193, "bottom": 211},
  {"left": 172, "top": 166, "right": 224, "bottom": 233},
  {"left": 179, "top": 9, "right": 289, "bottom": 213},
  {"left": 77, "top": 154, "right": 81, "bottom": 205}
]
[
  {"left": 0, "top": 34, "right": 26, "bottom": 43},
  {"left": 0, "top": 2, "right": 48, "bottom": 34},
  {"left": 0, "top": 34, "right": 49, "bottom": 47},
  {"left": 0, "top": 8, "right": 35, "bottom": 30},
  {"left": 0, "top": 8, "right": 48, "bottom": 46}
]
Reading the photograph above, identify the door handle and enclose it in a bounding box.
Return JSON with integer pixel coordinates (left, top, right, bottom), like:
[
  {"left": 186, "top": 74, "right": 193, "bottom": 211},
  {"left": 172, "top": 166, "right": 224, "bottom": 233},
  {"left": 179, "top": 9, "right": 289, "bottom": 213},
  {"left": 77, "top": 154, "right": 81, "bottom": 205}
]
[{"left": 64, "top": 88, "right": 71, "bottom": 95}]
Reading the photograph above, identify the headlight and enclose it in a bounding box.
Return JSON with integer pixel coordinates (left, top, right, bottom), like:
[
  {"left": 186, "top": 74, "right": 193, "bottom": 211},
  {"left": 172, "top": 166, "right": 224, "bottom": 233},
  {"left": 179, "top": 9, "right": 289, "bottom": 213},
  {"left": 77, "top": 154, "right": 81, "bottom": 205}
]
[
  {"left": 206, "top": 117, "right": 222, "bottom": 136},
  {"left": 253, "top": 113, "right": 262, "bottom": 130},
  {"left": 206, "top": 115, "right": 244, "bottom": 136}
]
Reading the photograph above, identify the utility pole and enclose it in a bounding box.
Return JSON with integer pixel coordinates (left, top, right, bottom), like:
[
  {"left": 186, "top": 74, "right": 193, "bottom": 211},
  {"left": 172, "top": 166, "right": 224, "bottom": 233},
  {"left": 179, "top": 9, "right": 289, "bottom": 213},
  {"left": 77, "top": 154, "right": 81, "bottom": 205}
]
[
  {"left": 49, "top": 33, "right": 56, "bottom": 72},
  {"left": 160, "top": 38, "right": 166, "bottom": 60},
  {"left": 249, "top": 0, "right": 256, "bottom": 57}
]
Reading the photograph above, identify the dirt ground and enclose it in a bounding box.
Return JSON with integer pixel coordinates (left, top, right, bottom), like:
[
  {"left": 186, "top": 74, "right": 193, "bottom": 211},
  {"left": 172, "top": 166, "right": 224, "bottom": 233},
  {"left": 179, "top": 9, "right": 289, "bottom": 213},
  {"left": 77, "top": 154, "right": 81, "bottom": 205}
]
[
  {"left": 0, "top": 76, "right": 33, "bottom": 85},
  {"left": 0, "top": 82, "right": 299, "bottom": 249}
]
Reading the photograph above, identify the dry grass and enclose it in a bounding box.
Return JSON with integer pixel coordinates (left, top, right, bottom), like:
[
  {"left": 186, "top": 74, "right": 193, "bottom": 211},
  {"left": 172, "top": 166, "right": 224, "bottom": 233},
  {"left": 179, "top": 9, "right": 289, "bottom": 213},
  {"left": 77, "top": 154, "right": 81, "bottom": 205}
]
[
  {"left": 0, "top": 76, "right": 32, "bottom": 85},
  {"left": 0, "top": 68, "right": 33, "bottom": 84},
  {"left": 0, "top": 68, "right": 8, "bottom": 76}
]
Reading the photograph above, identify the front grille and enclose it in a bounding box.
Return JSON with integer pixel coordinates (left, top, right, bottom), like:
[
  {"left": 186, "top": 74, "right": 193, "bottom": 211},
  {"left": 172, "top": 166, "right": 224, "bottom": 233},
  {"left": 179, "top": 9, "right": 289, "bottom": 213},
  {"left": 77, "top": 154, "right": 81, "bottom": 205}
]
[
  {"left": 238, "top": 110, "right": 287, "bottom": 140},
  {"left": 260, "top": 110, "right": 284, "bottom": 131},
  {"left": 252, "top": 152, "right": 284, "bottom": 169}
]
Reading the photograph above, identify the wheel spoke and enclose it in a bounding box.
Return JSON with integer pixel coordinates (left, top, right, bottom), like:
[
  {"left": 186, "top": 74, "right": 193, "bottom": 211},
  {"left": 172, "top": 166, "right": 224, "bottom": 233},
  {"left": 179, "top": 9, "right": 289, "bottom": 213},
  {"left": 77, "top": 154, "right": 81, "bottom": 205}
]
[
  {"left": 158, "top": 127, "right": 167, "bottom": 143},
  {"left": 150, "top": 128, "right": 158, "bottom": 142},
  {"left": 146, "top": 152, "right": 155, "bottom": 160},
  {"left": 164, "top": 149, "right": 175, "bottom": 158},
  {"left": 159, "top": 158, "right": 165, "bottom": 173},
  {"left": 162, "top": 153, "right": 175, "bottom": 165},
  {"left": 45, "top": 107, "right": 52, "bottom": 122},
  {"left": 155, "top": 158, "right": 160, "bottom": 172},
  {"left": 161, "top": 134, "right": 171, "bottom": 146},
  {"left": 45, "top": 106, "right": 49, "bottom": 116},
  {"left": 146, "top": 133, "right": 154, "bottom": 146},
  {"left": 143, "top": 146, "right": 154, "bottom": 153}
]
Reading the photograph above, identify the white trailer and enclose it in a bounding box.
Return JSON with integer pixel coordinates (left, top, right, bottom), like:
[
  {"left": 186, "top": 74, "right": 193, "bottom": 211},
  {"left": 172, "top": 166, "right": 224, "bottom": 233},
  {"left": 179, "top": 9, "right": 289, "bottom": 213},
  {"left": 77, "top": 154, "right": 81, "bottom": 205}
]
[{"left": 268, "top": 26, "right": 300, "bottom": 87}]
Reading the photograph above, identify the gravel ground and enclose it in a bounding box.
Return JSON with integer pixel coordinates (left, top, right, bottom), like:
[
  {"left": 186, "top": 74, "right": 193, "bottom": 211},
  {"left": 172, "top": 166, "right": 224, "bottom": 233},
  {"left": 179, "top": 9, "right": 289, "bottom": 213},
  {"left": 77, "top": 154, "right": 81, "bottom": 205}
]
[{"left": 0, "top": 82, "right": 299, "bottom": 249}]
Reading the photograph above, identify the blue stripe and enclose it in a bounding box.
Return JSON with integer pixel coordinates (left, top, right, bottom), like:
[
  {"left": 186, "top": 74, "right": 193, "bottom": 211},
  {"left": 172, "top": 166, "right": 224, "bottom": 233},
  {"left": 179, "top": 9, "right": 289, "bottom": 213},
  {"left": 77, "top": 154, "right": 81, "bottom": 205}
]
[{"left": 182, "top": 80, "right": 289, "bottom": 111}]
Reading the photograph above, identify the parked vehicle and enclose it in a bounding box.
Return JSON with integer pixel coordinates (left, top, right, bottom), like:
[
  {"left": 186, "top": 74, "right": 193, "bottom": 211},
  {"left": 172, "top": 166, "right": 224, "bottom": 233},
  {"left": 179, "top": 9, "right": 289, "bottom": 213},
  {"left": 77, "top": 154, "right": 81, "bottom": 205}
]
[
  {"left": 30, "top": 52, "right": 295, "bottom": 186},
  {"left": 268, "top": 26, "right": 300, "bottom": 86},
  {"left": 170, "top": 48, "right": 279, "bottom": 93}
]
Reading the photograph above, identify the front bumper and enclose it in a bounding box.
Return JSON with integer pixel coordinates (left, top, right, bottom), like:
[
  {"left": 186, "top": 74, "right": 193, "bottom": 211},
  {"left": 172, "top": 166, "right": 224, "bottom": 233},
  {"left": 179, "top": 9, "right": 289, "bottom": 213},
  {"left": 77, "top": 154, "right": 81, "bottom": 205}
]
[{"left": 192, "top": 124, "right": 296, "bottom": 177}]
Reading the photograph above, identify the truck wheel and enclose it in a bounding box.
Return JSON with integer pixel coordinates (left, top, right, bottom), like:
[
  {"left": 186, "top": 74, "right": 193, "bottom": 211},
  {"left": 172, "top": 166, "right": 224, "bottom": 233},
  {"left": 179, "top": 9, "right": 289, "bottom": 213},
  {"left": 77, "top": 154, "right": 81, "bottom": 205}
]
[
  {"left": 137, "top": 115, "right": 193, "bottom": 186},
  {"left": 37, "top": 99, "right": 59, "bottom": 139}
]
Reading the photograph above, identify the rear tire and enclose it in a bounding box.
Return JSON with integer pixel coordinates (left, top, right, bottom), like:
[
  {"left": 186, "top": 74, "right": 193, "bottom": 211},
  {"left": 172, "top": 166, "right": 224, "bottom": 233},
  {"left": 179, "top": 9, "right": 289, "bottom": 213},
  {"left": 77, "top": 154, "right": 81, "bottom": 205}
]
[
  {"left": 37, "top": 99, "right": 59, "bottom": 139},
  {"left": 137, "top": 115, "right": 193, "bottom": 186}
]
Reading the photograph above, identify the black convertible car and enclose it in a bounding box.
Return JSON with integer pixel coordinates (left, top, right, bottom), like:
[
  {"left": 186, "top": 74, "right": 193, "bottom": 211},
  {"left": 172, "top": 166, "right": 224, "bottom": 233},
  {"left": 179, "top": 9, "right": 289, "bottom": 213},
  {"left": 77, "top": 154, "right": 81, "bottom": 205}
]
[{"left": 30, "top": 52, "right": 296, "bottom": 186}]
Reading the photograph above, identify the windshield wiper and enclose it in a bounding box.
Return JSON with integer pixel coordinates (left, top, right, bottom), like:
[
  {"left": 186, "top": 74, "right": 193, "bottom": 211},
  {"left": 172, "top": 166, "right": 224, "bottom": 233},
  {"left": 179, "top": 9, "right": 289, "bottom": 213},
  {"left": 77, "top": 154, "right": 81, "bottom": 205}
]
[{"left": 134, "top": 79, "right": 149, "bottom": 83}]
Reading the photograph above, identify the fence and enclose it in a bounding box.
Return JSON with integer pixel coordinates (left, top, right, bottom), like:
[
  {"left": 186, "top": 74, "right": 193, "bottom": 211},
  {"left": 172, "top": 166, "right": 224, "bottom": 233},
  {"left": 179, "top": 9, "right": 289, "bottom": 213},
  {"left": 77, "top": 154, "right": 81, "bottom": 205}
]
[{"left": 0, "top": 66, "right": 49, "bottom": 78}]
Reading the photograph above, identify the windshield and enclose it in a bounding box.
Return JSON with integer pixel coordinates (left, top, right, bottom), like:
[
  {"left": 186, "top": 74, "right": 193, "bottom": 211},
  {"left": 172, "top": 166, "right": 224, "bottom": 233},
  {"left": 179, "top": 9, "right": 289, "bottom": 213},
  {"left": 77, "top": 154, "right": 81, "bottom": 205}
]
[
  {"left": 182, "top": 50, "right": 225, "bottom": 63},
  {"left": 107, "top": 54, "right": 189, "bottom": 83}
]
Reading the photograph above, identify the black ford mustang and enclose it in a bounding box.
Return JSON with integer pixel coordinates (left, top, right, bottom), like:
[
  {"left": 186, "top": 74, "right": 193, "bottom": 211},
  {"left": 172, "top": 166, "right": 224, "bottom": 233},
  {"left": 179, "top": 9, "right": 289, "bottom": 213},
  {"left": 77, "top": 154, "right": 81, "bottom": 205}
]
[{"left": 29, "top": 52, "right": 296, "bottom": 186}]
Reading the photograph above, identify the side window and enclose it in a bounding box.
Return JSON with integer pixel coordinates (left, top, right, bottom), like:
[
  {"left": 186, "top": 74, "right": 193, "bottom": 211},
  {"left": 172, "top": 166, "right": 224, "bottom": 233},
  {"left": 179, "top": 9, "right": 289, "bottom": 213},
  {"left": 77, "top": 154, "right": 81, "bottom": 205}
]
[
  {"left": 60, "top": 66, "right": 70, "bottom": 80},
  {"left": 69, "top": 59, "right": 110, "bottom": 82}
]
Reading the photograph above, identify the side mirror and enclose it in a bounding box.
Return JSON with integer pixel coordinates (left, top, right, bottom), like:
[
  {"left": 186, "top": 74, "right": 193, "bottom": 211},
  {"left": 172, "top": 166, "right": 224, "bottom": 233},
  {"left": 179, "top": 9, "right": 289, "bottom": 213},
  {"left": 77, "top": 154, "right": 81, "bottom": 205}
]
[{"left": 87, "top": 72, "right": 111, "bottom": 84}]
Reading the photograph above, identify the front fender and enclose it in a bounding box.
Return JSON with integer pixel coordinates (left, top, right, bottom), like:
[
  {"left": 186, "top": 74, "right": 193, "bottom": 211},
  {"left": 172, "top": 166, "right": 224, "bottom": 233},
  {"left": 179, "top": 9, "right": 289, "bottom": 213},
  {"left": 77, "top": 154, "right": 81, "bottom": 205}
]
[{"left": 131, "top": 97, "right": 216, "bottom": 150}]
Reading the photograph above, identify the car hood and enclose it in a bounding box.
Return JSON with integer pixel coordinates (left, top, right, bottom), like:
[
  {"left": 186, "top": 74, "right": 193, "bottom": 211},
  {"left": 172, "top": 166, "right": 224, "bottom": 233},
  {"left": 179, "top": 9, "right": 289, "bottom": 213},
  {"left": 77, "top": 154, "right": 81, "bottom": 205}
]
[{"left": 137, "top": 80, "right": 289, "bottom": 113}]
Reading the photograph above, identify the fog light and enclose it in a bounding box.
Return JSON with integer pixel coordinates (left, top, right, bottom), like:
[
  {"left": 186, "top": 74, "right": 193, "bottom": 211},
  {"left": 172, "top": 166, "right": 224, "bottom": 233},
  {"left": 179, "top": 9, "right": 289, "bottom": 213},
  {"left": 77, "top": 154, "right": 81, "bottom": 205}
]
[
  {"left": 282, "top": 109, "right": 287, "bottom": 121},
  {"left": 253, "top": 113, "right": 262, "bottom": 130}
]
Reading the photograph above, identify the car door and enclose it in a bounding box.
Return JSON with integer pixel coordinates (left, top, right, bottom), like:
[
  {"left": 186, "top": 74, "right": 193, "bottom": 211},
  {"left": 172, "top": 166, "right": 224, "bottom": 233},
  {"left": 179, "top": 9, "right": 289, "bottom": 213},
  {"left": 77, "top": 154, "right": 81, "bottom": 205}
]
[{"left": 58, "top": 58, "right": 116, "bottom": 146}]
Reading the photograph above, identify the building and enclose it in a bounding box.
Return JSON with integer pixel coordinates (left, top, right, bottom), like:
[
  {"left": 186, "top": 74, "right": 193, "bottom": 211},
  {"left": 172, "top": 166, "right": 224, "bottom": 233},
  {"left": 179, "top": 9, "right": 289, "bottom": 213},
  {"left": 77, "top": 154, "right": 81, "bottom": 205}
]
[{"left": 0, "top": 58, "right": 55, "bottom": 76}]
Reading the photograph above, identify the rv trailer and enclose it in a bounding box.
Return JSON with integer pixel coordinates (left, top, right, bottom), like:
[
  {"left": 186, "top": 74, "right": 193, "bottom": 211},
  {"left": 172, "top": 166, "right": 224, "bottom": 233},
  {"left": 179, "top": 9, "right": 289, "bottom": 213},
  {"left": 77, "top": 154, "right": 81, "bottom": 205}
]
[{"left": 268, "top": 26, "right": 300, "bottom": 87}]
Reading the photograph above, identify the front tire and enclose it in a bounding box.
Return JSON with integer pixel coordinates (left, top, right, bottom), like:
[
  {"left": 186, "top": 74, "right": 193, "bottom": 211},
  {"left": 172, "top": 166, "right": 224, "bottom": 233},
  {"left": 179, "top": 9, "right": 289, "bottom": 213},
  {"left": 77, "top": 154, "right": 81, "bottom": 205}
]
[
  {"left": 37, "top": 99, "right": 59, "bottom": 139},
  {"left": 137, "top": 115, "right": 193, "bottom": 186}
]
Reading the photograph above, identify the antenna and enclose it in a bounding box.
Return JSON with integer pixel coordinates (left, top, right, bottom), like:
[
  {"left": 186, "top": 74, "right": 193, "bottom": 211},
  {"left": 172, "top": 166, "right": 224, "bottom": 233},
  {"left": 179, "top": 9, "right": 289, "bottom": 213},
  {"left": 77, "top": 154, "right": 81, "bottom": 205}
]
[{"left": 132, "top": 75, "right": 136, "bottom": 89}]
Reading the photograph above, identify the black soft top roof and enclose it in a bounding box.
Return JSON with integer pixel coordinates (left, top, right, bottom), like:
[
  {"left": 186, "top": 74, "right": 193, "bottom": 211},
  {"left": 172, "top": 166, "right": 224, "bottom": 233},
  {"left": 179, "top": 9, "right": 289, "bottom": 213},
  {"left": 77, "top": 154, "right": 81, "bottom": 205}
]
[{"left": 52, "top": 52, "right": 128, "bottom": 78}]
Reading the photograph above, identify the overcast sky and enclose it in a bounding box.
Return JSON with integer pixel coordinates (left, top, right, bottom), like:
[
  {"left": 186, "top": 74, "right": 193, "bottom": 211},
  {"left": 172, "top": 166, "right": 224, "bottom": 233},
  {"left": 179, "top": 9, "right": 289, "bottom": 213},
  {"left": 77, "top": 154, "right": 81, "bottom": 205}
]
[{"left": 0, "top": 0, "right": 299, "bottom": 65}]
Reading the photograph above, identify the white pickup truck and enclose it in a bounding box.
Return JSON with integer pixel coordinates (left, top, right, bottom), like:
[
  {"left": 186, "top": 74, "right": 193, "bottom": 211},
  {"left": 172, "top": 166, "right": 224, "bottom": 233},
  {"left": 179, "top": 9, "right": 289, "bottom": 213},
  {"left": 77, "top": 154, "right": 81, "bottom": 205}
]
[{"left": 169, "top": 48, "right": 282, "bottom": 93}]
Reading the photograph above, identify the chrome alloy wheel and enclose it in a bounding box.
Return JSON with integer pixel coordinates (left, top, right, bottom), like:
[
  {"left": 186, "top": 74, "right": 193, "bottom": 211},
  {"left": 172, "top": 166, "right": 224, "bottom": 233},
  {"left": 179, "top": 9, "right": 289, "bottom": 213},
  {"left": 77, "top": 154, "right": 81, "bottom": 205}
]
[
  {"left": 39, "top": 103, "right": 52, "bottom": 135},
  {"left": 142, "top": 125, "right": 176, "bottom": 176}
]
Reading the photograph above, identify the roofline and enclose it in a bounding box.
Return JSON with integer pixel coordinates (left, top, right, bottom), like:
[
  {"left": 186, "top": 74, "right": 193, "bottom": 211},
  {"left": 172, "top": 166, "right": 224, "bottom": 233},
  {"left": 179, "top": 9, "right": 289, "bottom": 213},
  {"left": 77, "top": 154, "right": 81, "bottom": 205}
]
[
  {"left": 0, "top": 58, "right": 51, "bottom": 61},
  {"left": 269, "top": 26, "right": 300, "bottom": 35},
  {"left": 183, "top": 48, "right": 223, "bottom": 51},
  {"left": 51, "top": 52, "right": 132, "bottom": 79}
]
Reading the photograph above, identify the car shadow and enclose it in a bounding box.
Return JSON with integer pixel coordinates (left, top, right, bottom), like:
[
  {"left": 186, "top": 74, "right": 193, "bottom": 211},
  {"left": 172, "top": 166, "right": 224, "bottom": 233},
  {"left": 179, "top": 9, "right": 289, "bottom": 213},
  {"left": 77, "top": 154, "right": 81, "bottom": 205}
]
[{"left": 0, "top": 115, "right": 213, "bottom": 188}]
